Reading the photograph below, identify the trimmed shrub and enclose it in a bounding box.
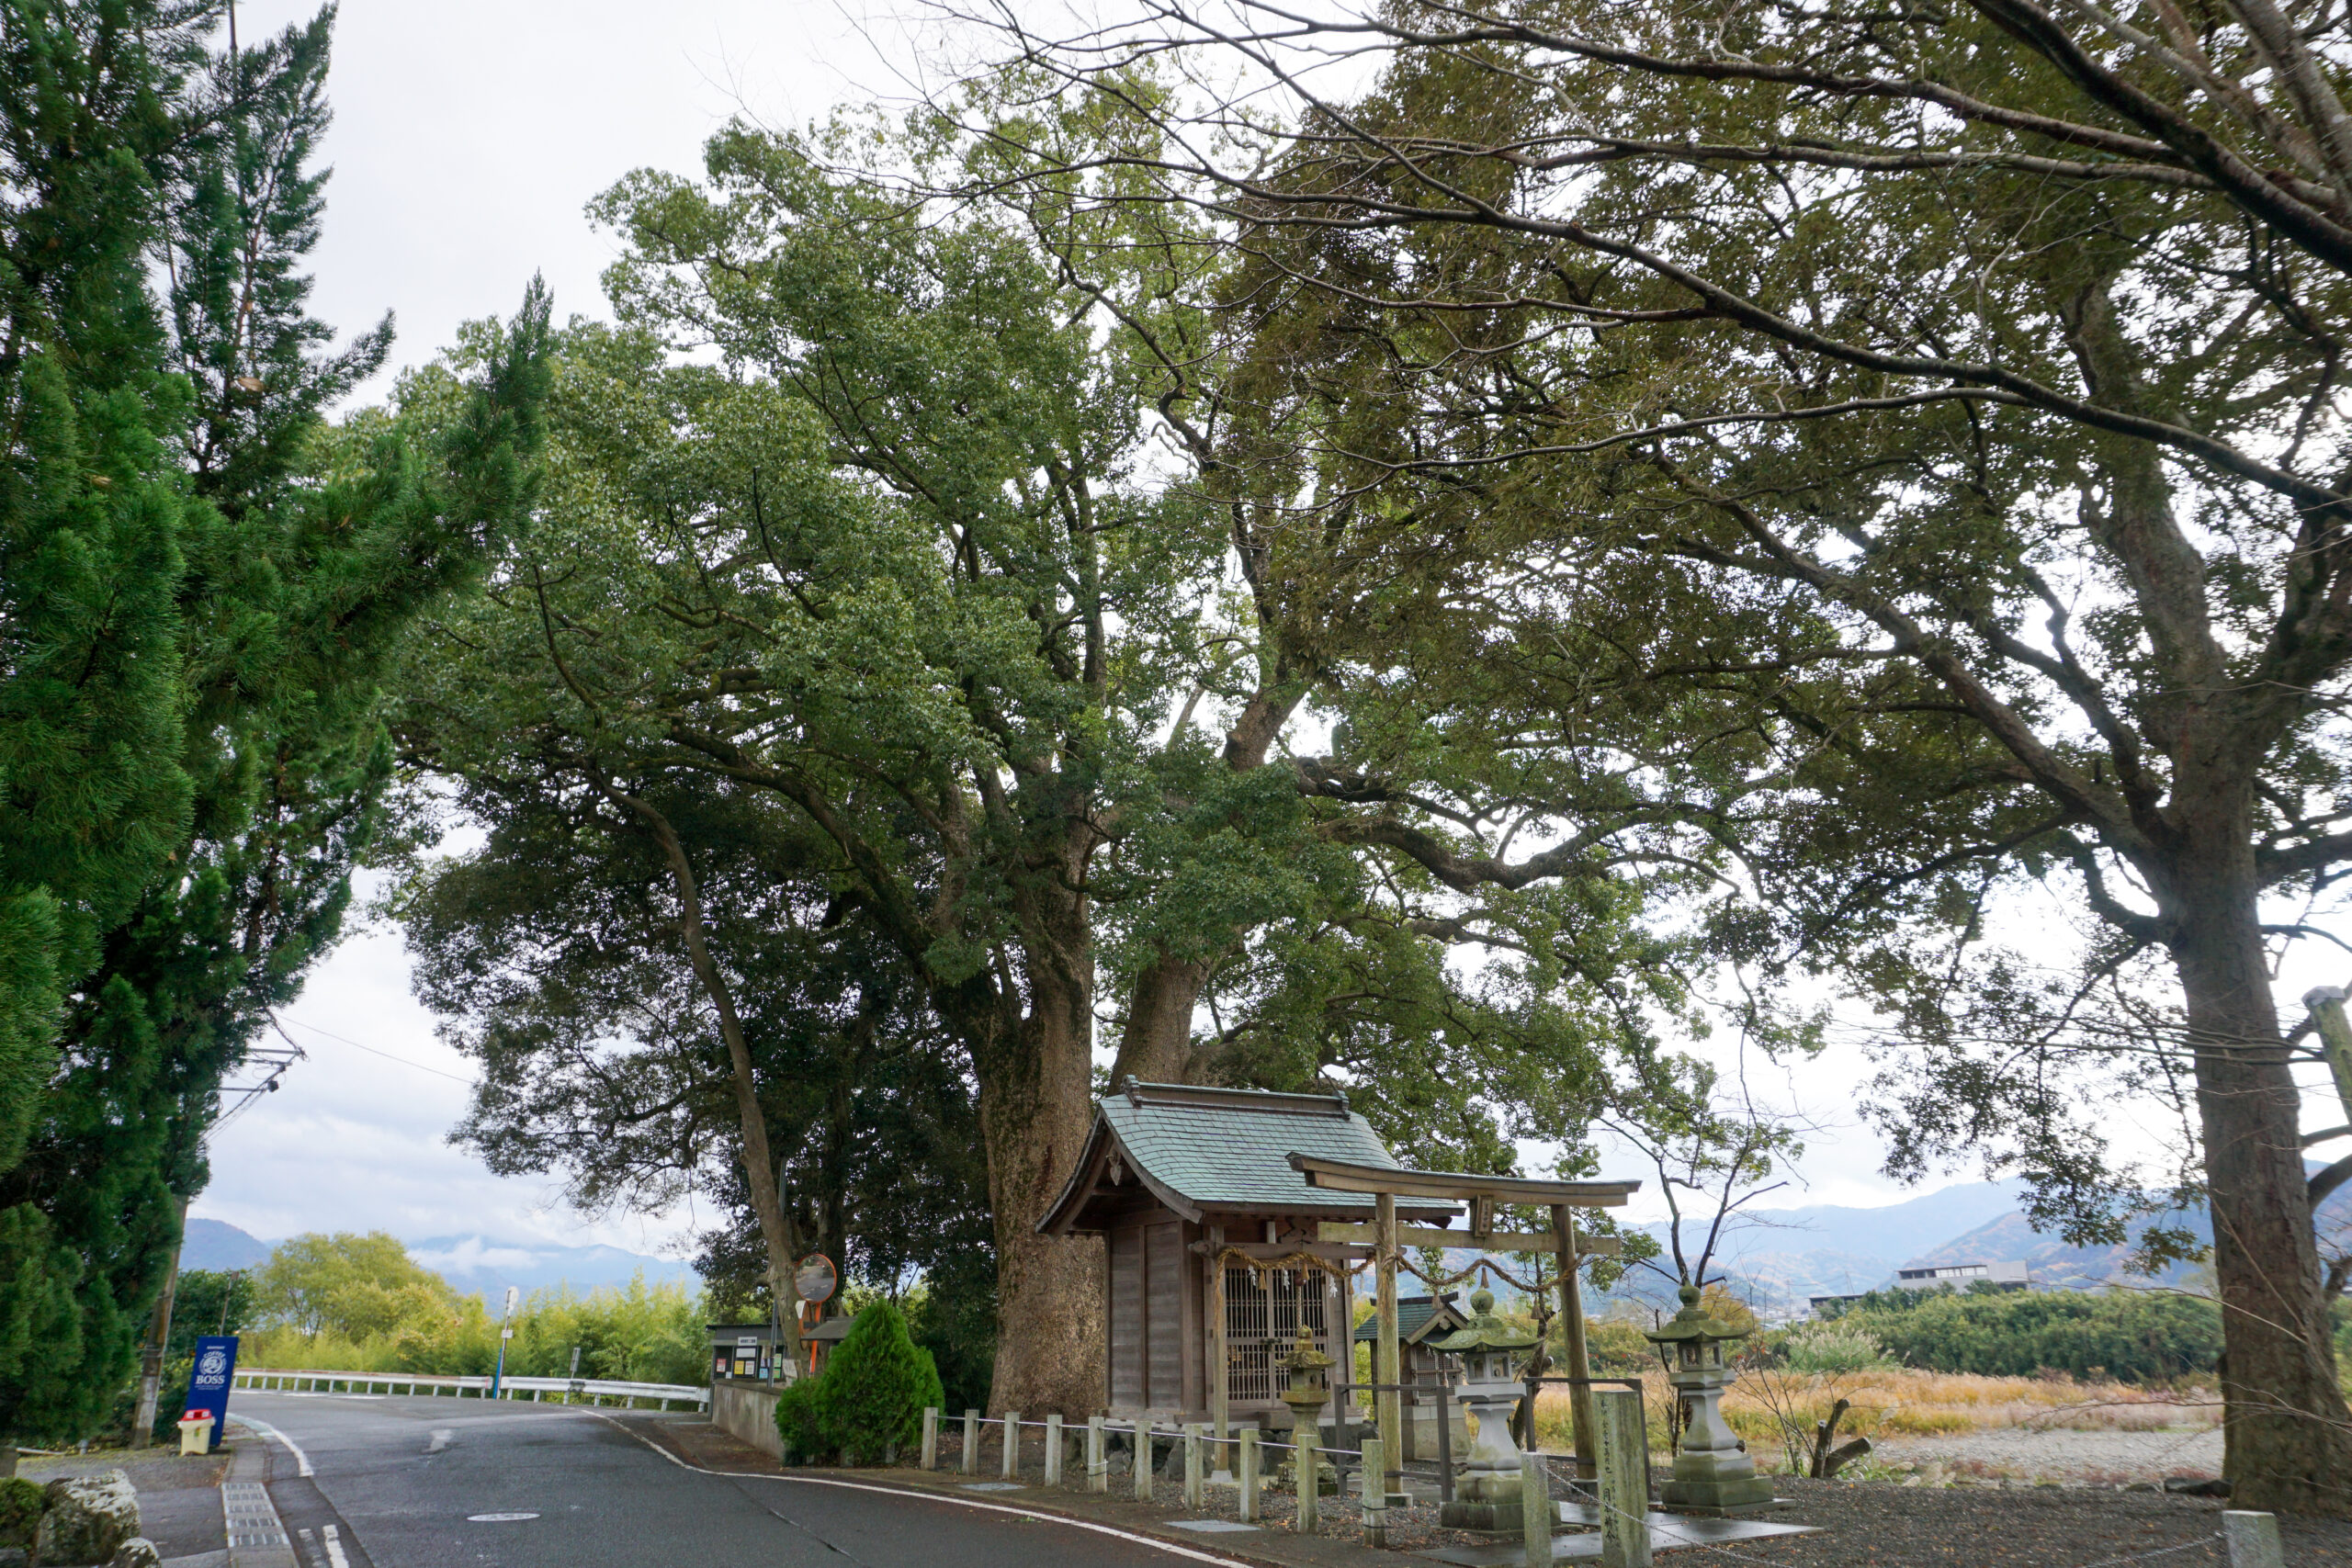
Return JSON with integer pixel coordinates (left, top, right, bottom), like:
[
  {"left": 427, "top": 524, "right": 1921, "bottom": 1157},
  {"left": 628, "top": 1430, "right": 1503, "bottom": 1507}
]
[
  {"left": 774, "top": 1378, "right": 825, "bottom": 1460},
  {"left": 0, "top": 1476, "right": 41, "bottom": 1553},
  {"left": 811, "top": 1302, "right": 944, "bottom": 1465}
]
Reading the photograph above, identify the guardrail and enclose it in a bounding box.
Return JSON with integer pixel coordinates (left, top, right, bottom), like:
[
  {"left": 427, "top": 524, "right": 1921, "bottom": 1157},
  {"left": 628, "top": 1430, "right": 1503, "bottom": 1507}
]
[{"left": 233, "top": 1368, "right": 707, "bottom": 1412}]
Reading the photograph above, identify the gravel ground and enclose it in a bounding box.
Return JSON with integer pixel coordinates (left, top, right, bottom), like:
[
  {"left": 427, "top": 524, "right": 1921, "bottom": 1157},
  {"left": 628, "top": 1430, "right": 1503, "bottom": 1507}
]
[
  {"left": 1865, "top": 1430, "right": 2223, "bottom": 1486},
  {"left": 1675, "top": 1475, "right": 2352, "bottom": 1568},
  {"left": 933, "top": 1430, "right": 2352, "bottom": 1567}
]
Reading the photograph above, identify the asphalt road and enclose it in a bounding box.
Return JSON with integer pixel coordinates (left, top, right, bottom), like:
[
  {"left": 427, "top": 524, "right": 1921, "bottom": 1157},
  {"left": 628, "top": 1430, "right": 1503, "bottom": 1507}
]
[{"left": 231, "top": 1391, "right": 1217, "bottom": 1568}]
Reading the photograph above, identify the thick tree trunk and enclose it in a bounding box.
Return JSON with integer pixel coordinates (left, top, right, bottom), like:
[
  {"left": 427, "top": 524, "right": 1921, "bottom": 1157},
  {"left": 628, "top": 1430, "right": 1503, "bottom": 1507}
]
[
  {"left": 974, "top": 963, "right": 1104, "bottom": 1416},
  {"left": 2165, "top": 837, "right": 2352, "bottom": 1512},
  {"left": 1113, "top": 953, "right": 1214, "bottom": 1086},
  {"left": 1106, "top": 683, "right": 1301, "bottom": 1089}
]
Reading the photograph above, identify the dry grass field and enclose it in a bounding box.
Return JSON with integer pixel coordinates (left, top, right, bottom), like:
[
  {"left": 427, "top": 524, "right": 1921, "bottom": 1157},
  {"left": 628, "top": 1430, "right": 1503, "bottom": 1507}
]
[{"left": 1528, "top": 1369, "right": 2220, "bottom": 1460}]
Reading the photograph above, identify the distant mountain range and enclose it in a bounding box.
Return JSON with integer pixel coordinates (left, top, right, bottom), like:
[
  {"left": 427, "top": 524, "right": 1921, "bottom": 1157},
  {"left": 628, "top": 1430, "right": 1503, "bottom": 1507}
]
[
  {"left": 1589, "top": 1171, "right": 2352, "bottom": 1316},
  {"left": 177, "top": 1218, "right": 695, "bottom": 1303},
  {"left": 180, "top": 1217, "right": 272, "bottom": 1272},
  {"left": 185, "top": 1167, "right": 2346, "bottom": 1319}
]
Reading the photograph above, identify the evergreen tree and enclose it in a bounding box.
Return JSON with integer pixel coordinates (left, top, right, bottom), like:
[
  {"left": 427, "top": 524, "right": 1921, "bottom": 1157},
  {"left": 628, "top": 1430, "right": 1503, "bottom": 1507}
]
[{"left": 0, "top": 0, "right": 548, "bottom": 1462}]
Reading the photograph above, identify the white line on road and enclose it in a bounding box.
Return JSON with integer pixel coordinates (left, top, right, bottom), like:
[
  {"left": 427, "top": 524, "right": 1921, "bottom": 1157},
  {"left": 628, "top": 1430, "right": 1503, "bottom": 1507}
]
[
  {"left": 586, "top": 1414, "right": 1246, "bottom": 1567},
  {"left": 322, "top": 1523, "right": 352, "bottom": 1568},
  {"left": 230, "top": 1414, "right": 315, "bottom": 1478}
]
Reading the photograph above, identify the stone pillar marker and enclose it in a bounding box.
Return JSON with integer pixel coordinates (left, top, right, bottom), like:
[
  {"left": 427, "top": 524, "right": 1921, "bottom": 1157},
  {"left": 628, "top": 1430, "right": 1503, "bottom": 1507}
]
[
  {"left": 1361, "top": 1437, "right": 1389, "bottom": 1547},
  {"left": 1521, "top": 1450, "right": 1552, "bottom": 1568},
  {"left": 962, "top": 1410, "right": 979, "bottom": 1474},
  {"left": 1087, "top": 1416, "right": 1107, "bottom": 1493},
  {"left": 1295, "top": 1427, "right": 1319, "bottom": 1535},
  {"left": 1044, "top": 1414, "right": 1064, "bottom": 1487},
  {"left": 2224, "top": 1511, "right": 2284, "bottom": 1568},
  {"left": 1002, "top": 1411, "right": 1021, "bottom": 1479},
  {"left": 1183, "top": 1425, "right": 1204, "bottom": 1509},
  {"left": 1238, "top": 1429, "right": 1261, "bottom": 1522},
  {"left": 1593, "top": 1389, "right": 1650, "bottom": 1568},
  {"left": 921, "top": 1407, "right": 939, "bottom": 1470},
  {"left": 1135, "top": 1422, "right": 1155, "bottom": 1501}
]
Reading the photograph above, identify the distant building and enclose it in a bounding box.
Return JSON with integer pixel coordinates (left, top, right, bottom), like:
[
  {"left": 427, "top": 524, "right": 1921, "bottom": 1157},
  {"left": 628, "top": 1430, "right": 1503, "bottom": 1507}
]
[
  {"left": 1895, "top": 1259, "right": 2030, "bottom": 1288},
  {"left": 1806, "top": 1259, "right": 2031, "bottom": 1317}
]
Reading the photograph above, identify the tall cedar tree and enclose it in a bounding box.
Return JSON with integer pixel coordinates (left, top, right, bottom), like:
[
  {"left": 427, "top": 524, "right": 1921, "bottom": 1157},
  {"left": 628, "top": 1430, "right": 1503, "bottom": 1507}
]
[{"left": 0, "top": 0, "right": 548, "bottom": 1461}]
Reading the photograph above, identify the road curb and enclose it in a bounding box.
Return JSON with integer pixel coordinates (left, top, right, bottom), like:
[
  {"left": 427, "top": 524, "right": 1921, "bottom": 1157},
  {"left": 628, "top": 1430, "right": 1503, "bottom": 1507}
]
[{"left": 220, "top": 1438, "right": 295, "bottom": 1568}]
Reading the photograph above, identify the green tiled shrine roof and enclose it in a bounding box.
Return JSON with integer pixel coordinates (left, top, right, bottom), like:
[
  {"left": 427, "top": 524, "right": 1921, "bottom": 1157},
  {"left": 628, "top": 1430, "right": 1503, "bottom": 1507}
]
[
  {"left": 1039, "top": 1080, "right": 1460, "bottom": 1230},
  {"left": 1102, "top": 1089, "right": 1402, "bottom": 1213},
  {"left": 1352, "top": 1294, "right": 1464, "bottom": 1345}
]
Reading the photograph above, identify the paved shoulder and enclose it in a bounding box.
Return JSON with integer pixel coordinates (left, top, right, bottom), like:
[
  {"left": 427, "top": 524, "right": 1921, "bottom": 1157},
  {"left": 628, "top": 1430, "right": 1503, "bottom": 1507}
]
[{"left": 233, "top": 1392, "right": 1227, "bottom": 1568}]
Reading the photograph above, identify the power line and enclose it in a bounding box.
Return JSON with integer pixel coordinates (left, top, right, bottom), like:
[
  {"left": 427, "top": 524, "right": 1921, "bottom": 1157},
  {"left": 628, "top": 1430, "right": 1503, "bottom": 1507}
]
[{"left": 270, "top": 1013, "right": 477, "bottom": 1086}]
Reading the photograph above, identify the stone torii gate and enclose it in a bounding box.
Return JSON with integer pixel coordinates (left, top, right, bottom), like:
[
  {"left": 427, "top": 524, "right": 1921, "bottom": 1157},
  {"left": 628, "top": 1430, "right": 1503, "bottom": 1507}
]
[{"left": 1287, "top": 1153, "right": 1641, "bottom": 1492}]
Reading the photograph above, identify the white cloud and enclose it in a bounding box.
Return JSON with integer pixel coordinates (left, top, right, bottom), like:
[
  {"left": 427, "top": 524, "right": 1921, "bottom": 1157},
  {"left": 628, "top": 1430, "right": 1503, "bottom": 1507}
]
[{"left": 408, "top": 1238, "right": 549, "bottom": 1273}]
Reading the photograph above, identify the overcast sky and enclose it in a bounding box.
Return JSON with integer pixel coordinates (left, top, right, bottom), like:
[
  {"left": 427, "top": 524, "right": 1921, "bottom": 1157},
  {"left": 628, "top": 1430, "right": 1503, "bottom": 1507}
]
[{"left": 188, "top": 0, "right": 2352, "bottom": 1264}]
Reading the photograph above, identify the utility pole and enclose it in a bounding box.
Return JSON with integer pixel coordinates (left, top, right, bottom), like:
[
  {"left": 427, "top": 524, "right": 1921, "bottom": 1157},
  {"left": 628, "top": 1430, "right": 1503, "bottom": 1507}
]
[
  {"left": 130, "top": 1042, "right": 299, "bottom": 1448},
  {"left": 492, "top": 1286, "right": 520, "bottom": 1398},
  {"left": 130, "top": 1195, "right": 193, "bottom": 1449}
]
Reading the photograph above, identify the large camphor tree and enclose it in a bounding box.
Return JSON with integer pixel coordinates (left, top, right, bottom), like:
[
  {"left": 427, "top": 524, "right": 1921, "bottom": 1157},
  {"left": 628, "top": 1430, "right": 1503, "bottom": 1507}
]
[
  {"left": 391, "top": 96, "right": 1707, "bottom": 1411},
  {"left": 0, "top": 0, "right": 547, "bottom": 1462},
  {"left": 989, "top": 0, "right": 2352, "bottom": 1509}
]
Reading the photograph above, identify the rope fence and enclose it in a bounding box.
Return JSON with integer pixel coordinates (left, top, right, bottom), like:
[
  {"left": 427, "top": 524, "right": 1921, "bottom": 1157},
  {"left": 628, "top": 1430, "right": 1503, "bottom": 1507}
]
[{"left": 894, "top": 1393, "right": 2276, "bottom": 1568}]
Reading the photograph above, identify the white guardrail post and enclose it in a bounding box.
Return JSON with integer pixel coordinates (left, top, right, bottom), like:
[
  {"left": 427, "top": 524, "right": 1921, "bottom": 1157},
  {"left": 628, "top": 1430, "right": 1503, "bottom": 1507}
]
[{"left": 233, "top": 1369, "right": 709, "bottom": 1412}]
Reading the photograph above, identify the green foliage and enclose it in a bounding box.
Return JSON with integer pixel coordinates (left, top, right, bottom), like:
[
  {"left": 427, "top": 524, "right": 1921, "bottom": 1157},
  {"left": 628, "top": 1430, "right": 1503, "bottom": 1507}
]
[
  {"left": 0, "top": 0, "right": 548, "bottom": 1450},
  {"left": 168, "top": 1269, "right": 255, "bottom": 1360},
  {"left": 773, "top": 1380, "right": 823, "bottom": 1459},
  {"left": 1822, "top": 1287, "right": 2221, "bottom": 1383},
  {"left": 148, "top": 1355, "right": 194, "bottom": 1444},
  {"left": 905, "top": 1262, "right": 996, "bottom": 1417},
  {"left": 252, "top": 1234, "right": 454, "bottom": 1340},
  {"left": 0, "top": 1474, "right": 41, "bottom": 1551},
  {"left": 1781, "top": 1321, "right": 1894, "bottom": 1377},
  {"left": 1577, "top": 1318, "right": 1661, "bottom": 1378},
  {"left": 236, "top": 1235, "right": 710, "bottom": 1388},
  {"left": 783, "top": 1301, "right": 944, "bottom": 1465}
]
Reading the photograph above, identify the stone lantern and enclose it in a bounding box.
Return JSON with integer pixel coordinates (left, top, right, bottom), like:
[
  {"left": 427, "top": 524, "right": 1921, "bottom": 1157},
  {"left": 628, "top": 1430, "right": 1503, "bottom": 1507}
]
[
  {"left": 1275, "top": 1322, "right": 1339, "bottom": 1495},
  {"left": 1644, "top": 1284, "right": 1774, "bottom": 1514},
  {"left": 1429, "top": 1288, "right": 1540, "bottom": 1533}
]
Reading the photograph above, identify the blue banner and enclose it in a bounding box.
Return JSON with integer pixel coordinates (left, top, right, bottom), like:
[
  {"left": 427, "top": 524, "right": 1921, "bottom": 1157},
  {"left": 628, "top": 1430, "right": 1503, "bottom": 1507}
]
[{"left": 184, "top": 1335, "right": 239, "bottom": 1452}]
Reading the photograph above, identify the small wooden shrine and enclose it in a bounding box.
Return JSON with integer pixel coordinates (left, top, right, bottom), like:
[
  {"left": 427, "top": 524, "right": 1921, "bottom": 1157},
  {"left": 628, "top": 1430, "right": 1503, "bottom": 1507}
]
[
  {"left": 1037, "top": 1080, "right": 1457, "bottom": 1428},
  {"left": 1039, "top": 1077, "right": 1641, "bottom": 1466},
  {"left": 1351, "top": 1292, "right": 1469, "bottom": 1458}
]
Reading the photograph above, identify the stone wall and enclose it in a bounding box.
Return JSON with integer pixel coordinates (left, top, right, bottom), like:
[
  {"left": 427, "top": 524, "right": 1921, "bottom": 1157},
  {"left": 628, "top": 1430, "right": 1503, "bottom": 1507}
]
[{"left": 710, "top": 1377, "right": 786, "bottom": 1459}]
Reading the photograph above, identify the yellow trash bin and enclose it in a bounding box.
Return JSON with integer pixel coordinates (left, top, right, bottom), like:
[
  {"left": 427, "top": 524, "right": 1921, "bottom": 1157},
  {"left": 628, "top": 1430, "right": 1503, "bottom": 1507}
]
[{"left": 176, "top": 1413, "right": 215, "bottom": 1456}]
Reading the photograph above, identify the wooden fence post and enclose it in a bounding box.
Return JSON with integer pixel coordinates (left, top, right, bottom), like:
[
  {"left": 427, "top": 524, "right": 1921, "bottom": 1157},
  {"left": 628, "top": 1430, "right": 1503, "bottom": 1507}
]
[
  {"left": 1363, "top": 1437, "right": 1388, "bottom": 1548},
  {"left": 1594, "top": 1389, "right": 1650, "bottom": 1568},
  {"left": 1003, "top": 1411, "right": 1022, "bottom": 1479},
  {"left": 962, "top": 1409, "right": 979, "bottom": 1474},
  {"left": 1045, "top": 1414, "right": 1064, "bottom": 1487},
  {"left": 1087, "top": 1416, "right": 1107, "bottom": 1494},
  {"left": 1295, "top": 1427, "right": 1319, "bottom": 1535},
  {"left": 1238, "top": 1429, "right": 1260, "bottom": 1523},
  {"left": 921, "top": 1407, "right": 939, "bottom": 1471}
]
